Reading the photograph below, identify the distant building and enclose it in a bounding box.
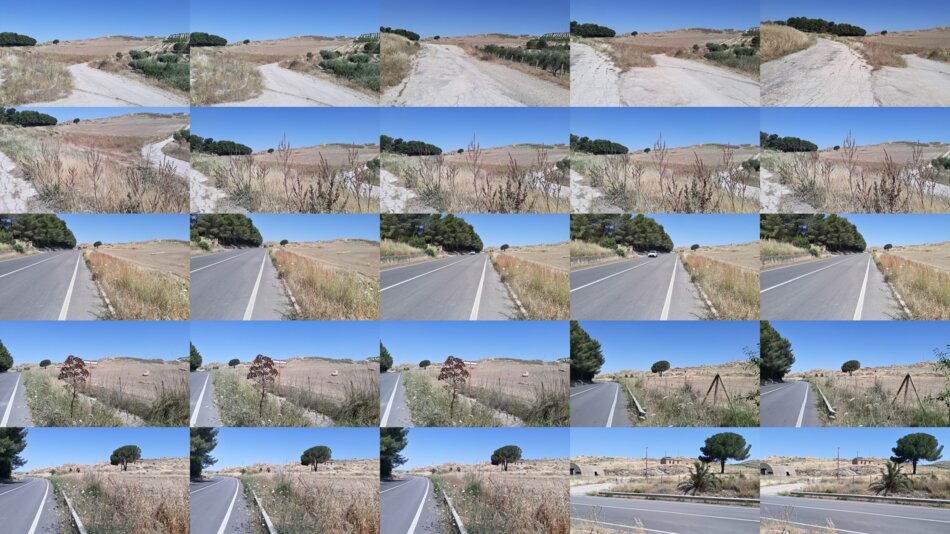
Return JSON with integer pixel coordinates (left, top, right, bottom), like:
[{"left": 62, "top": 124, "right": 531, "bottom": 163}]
[
  {"left": 852, "top": 457, "right": 881, "bottom": 466},
  {"left": 660, "top": 457, "right": 688, "bottom": 465},
  {"left": 761, "top": 462, "right": 796, "bottom": 476},
  {"left": 570, "top": 463, "right": 603, "bottom": 476}
]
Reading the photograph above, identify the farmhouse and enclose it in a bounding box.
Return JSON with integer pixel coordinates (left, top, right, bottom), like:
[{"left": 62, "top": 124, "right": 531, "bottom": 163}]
[
  {"left": 660, "top": 457, "right": 689, "bottom": 465},
  {"left": 761, "top": 462, "right": 796, "bottom": 476},
  {"left": 570, "top": 463, "right": 603, "bottom": 476},
  {"left": 852, "top": 457, "right": 883, "bottom": 466}
]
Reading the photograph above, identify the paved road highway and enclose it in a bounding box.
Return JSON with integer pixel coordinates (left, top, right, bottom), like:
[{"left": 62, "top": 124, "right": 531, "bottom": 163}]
[
  {"left": 762, "top": 495, "right": 950, "bottom": 534},
  {"left": 190, "top": 371, "right": 222, "bottom": 427},
  {"left": 571, "top": 494, "right": 759, "bottom": 534},
  {"left": 570, "top": 382, "right": 631, "bottom": 427},
  {"left": 0, "top": 251, "right": 103, "bottom": 320},
  {"left": 380, "top": 372, "right": 412, "bottom": 427},
  {"left": 761, "top": 254, "right": 900, "bottom": 320},
  {"left": 760, "top": 381, "right": 823, "bottom": 427},
  {"left": 380, "top": 254, "right": 516, "bottom": 320},
  {"left": 381, "top": 476, "right": 443, "bottom": 534},
  {"left": 190, "top": 477, "right": 253, "bottom": 534},
  {"left": 570, "top": 254, "right": 708, "bottom": 320},
  {"left": 0, "top": 372, "right": 32, "bottom": 427},
  {"left": 0, "top": 477, "right": 61, "bottom": 534},
  {"left": 190, "top": 249, "right": 289, "bottom": 320}
]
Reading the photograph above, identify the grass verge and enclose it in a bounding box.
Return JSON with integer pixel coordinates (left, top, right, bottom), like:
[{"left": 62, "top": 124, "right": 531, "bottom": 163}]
[
  {"left": 211, "top": 370, "right": 312, "bottom": 427},
  {"left": 191, "top": 50, "right": 263, "bottom": 105},
  {"left": 611, "top": 472, "right": 759, "bottom": 499},
  {"left": 462, "top": 377, "right": 568, "bottom": 427},
  {"left": 438, "top": 472, "right": 568, "bottom": 534},
  {"left": 620, "top": 376, "right": 758, "bottom": 427},
  {"left": 875, "top": 252, "right": 950, "bottom": 320},
  {"left": 761, "top": 24, "right": 816, "bottom": 62},
  {"left": 681, "top": 253, "right": 759, "bottom": 320},
  {"left": 22, "top": 370, "right": 123, "bottom": 426},
  {"left": 381, "top": 33, "right": 420, "bottom": 90},
  {"left": 811, "top": 376, "right": 948, "bottom": 427},
  {"left": 401, "top": 370, "right": 501, "bottom": 427},
  {"left": 270, "top": 248, "right": 378, "bottom": 320},
  {"left": 243, "top": 473, "right": 378, "bottom": 533},
  {"left": 84, "top": 249, "right": 189, "bottom": 320},
  {"left": 83, "top": 377, "right": 189, "bottom": 426},
  {"left": 280, "top": 375, "right": 379, "bottom": 427},
  {"left": 491, "top": 252, "right": 569, "bottom": 320},
  {"left": 0, "top": 51, "right": 72, "bottom": 104}
]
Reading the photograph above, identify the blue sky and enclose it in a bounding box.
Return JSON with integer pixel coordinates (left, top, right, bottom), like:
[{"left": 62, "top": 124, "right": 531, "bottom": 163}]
[
  {"left": 575, "top": 321, "right": 757, "bottom": 373},
  {"left": 842, "top": 214, "right": 950, "bottom": 246},
  {"left": 190, "top": 321, "right": 377, "bottom": 362},
  {"left": 19, "top": 108, "right": 188, "bottom": 122},
  {"left": 760, "top": 428, "right": 949, "bottom": 461},
  {"left": 191, "top": 0, "right": 377, "bottom": 41},
  {"left": 769, "top": 321, "right": 949, "bottom": 372},
  {"left": 572, "top": 428, "right": 759, "bottom": 460},
  {"left": 211, "top": 428, "right": 377, "bottom": 468},
  {"left": 3, "top": 1, "right": 188, "bottom": 42},
  {"left": 1, "top": 322, "right": 187, "bottom": 364},
  {"left": 61, "top": 214, "right": 188, "bottom": 243},
  {"left": 19, "top": 428, "right": 187, "bottom": 470},
  {"left": 246, "top": 214, "right": 379, "bottom": 242},
  {"left": 399, "top": 428, "right": 568, "bottom": 469},
  {"left": 460, "top": 214, "right": 567, "bottom": 247},
  {"left": 572, "top": 108, "right": 759, "bottom": 149},
  {"left": 380, "top": 321, "right": 567, "bottom": 365},
  {"left": 190, "top": 108, "right": 379, "bottom": 152},
  {"left": 649, "top": 214, "right": 759, "bottom": 248},
  {"left": 761, "top": 108, "right": 950, "bottom": 149},
  {"left": 762, "top": 0, "right": 945, "bottom": 33},
  {"left": 573, "top": 0, "right": 759, "bottom": 33},
  {"left": 382, "top": 0, "right": 567, "bottom": 37},
  {"left": 382, "top": 108, "right": 567, "bottom": 150}
]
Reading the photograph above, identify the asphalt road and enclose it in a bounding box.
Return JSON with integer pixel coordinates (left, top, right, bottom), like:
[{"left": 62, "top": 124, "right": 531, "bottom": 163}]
[
  {"left": 190, "top": 371, "right": 222, "bottom": 428},
  {"left": 762, "top": 495, "right": 950, "bottom": 534},
  {"left": 190, "top": 477, "right": 253, "bottom": 534},
  {"left": 761, "top": 381, "right": 823, "bottom": 427},
  {"left": 0, "top": 372, "right": 32, "bottom": 427},
  {"left": 380, "top": 372, "right": 412, "bottom": 427},
  {"left": 571, "top": 494, "right": 759, "bottom": 534},
  {"left": 380, "top": 476, "right": 444, "bottom": 534},
  {"left": 380, "top": 254, "right": 516, "bottom": 320},
  {"left": 190, "top": 249, "right": 289, "bottom": 320},
  {"left": 570, "top": 382, "right": 631, "bottom": 427},
  {"left": 0, "top": 250, "right": 103, "bottom": 320},
  {"left": 761, "top": 254, "right": 900, "bottom": 320},
  {"left": 570, "top": 254, "right": 708, "bottom": 320},
  {"left": 0, "top": 477, "right": 61, "bottom": 534}
]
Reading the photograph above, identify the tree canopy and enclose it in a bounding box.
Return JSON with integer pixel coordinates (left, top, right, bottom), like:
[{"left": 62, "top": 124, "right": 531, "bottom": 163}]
[
  {"left": 570, "top": 134, "right": 628, "bottom": 154},
  {"left": 301, "top": 446, "right": 332, "bottom": 471},
  {"left": 760, "top": 131, "right": 818, "bottom": 152},
  {"left": 651, "top": 360, "right": 671, "bottom": 376},
  {"left": 891, "top": 432, "right": 943, "bottom": 475},
  {"left": 380, "top": 428, "right": 409, "bottom": 478},
  {"left": 110, "top": 445, "right": 141, "bottom": 471},
  {"left": 381, "top": 27, "right": 420, "bottom": 41},
  {"left": 189, "top": 32, "right": 227, "bottom": 46},
  {"left": 0, "top": 428, "right": 27, "bottom": 479},
  {"left": 380, "top": 135, "right": 442, "bottom": 156},
  {"left": 491, "top": 445, "right": 523, "bottom": 471},
  {"left": 190, "top": 428, "right": 218, "bottom": 478},
  {"left": 379, "top": 342, "right": 392, "bottom": 373},
  {"left": 699, "top": 432, "right": 752, "bottom": 474},
  {"left": 0, "top": 32, "right": 37, "bottom": 46},
  {"left": 381, "top": 214, "right": 483, "bottom": 253},
  {"left": 570, "top": 321, "right": 604, "bottom": 382},
  {"left": 784, "top": 17, "right": 866, "bottom": 36},
  {"left": 760, "top": 214, "right": 866, "bottom": 252},
  {"left": 0, "top": 339, "right": 12, "bottom": 373},
  {"left": 760, "top": 321, "right": 795, "bottom": 381},
  {"left": 570, "top": 21, "right": 616, "bottom": 38},
  {"left": 192, "top": 214, "right": 263, "bottom": 247},
  {"left": 571, "top": 214, "right": 674, "bottom": 252},
  {"left": 190, "top": 343, "right": 202, "bottom": 371},
  {"left": 841, "top": 360, "right": 861, "bottom": 376},
  {"left": 0, "top": 107, "right": 57, "bottom": 127},
  {"left": 188, "top": 134, "right": 252, "bottom": 156},
  {"left": 3, "top": 214, "right": 76, "bottom": 248}
]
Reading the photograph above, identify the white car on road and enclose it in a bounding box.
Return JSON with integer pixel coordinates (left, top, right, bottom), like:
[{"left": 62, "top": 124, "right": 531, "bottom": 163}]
[{"left": 648, "top": 251, "right": 658, "bottom": 257}]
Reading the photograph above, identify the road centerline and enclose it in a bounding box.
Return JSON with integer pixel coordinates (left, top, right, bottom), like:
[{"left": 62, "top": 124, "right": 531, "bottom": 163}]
[
  {"left": 0, "top": 253, "right": 61, "bottom": 280},
  {"left": 571, "top": 261, "right": 652, "bottom": 293},
  {"left": 570, "top": 386, "right": 599, "bottom": 398},
  {"left": 189, "top": 479, "right": 222, "bottom": 495},
  {"left": 58, "top": 253, "right": 81, "bottom": 321},
  {"left": 190, "top": 250, "right": 251, "bottom": 273},
  {"left": 760, "top": 259, "right": 847, "bottom": 293},
  {"left": 242, "top": 251, "right": 267, "bottom": 321},
  {"left": 380, "top": 259, "right": 466, "bottom": 292}
]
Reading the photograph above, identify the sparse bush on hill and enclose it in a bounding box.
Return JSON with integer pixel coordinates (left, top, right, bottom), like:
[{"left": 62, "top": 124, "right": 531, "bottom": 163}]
[
  {"left": 0, "top": 32, "right": 37, "bottom": 46},
  {"left": 380, "top": 27, "right": 420, "bottom": 41},
  {"left": 189, "top": 32, "right": 227, "bottom": 47},
  {"left": 760, "top": 131, "right": 818, "bottom": 152},
  {"left": 784, "top": 17, "right": 866, "bottom": 36},
  {"left": 478, "top": 44, "right": 569, "bottom": 76},
  {"left": 363, "top": 41, "right": 380, "bottom": 53},
  {"left": 319, "top": 57, "right": 380, "bottom": 91},
  {"left": 570, "top": 133, "right": 628, "bottom": 154},
  {"left": 320, "top": 50, "right": 341, "bottom": 60},
  {"left": 188, "top": 134, "right": 252, "bottom": 156},
  {"left": 570, "top": 21, "right": 616, "bottom": 38},
  {"left": 128, "top": 50, "right": 148, "bottom": 60},
  {"left": 380, "top": 134, "right": 442, "bottom": 156},
  {"left": 932, "top": 157, "right": 950, "bottom": 170}
]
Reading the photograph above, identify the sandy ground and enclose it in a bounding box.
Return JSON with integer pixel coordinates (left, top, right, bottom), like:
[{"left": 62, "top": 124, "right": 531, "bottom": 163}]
[
  {"left": 218, "top": 63, "right": 376, "bottom": 106},
  {"left": 0, "top": 149, "right": 37, "bottom": 212},
  {"left": 25, "top": 63, "right": 186, "bottom": 106},
  {"left": 382, "top": 43, "right": 568, "bottom": 106},
  {"left": 95, "top": 240, "right": 189, "bottom": 279},
  {"left": 763, "top": 38, "right": 950, "bottom": 106},
  {"left": 760, "top": 168, "right": 816, "bottom": 213},
  {"left": 142, "top": 137, "right": 227, "bottom": 213},
  {"left": 380, "top": 168, "right": 417, "bottom": 213},
  {"left": 570, "top": 42, "right": 759, "bottom": 106},
  {"left": 282, "top": 239, "right": 379, "bottom": 279}
]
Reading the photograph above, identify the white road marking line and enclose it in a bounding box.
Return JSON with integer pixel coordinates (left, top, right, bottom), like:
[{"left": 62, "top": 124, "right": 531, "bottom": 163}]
[
  {"left": 27, "top": 479, "right": 49, "bottom": 534},
  {"left": 190, "top": 373, "right": 210, "bottom": 427},
  {"left": 0, "top": 253, "right": 60, "bottom": 279},
  {"left": 853, "top": 255, "right": 871, "bottom": 320},
  {"left": 796, "top": 382, "right": 809, "bottom": 427},
  {"left": 660, "top": 257, "right": 677, "bottom": 320},
  {"left": 606, "top": 383, "right": 618, "bottom": 427},
  {"left": 407, "top": 477, "right": 430, "bottom": 534},
  {"left": 769, "top": 502, "right": 950, "bottom": 524},
  {"left": 570, "top": 261, "right": 652, "bottom": 292},
  {"left": 58, "top": 253, "right": 81, "bottom": 320},
  {"left": 189, "top": 479, "right": 222, "bottom": 494},
  {"left": 1, "top": 373, "right": 21, "bottom": 427},
  {"left": 760, "top": 384, "right": 791, "bottom": 396},
  {"left": 0, "top": 478, "right": 33, "bottom": 497},
  {"left": 381, "top": 257, "right": 453, "bottom": 272},
  {"left": 243, "top": 251, "right": 267, "bottom": 321},
  {"left": 571, "top": 517, "right": 680, "bottom": 534},
  {"left": 571, "top": 502, "right": 758, "bottom": 522},
  {"left": 571, "top": 259, "right": 638, "bottom": 273},
  {"left": 380, "top": 259, "right": 466, "bottom": 292},
  {"left": 381, "top": 374, "right": 400, "bottom": 427},
  {"left": 469, "top": 257, "right": 488, "bottom": 320},
  {"left": 761, "top": 260, "right": 847, "bottom": 293},
  {"left": 380, "top": 479, "right": 413, "bottom": 493},
  {"left": 570, "top": 385, "right": 600, "bottom": 397},
  {"left": 190, "top": 250, "right": 251, "bottom": 273},
  {"left": 762, "top": 519, "right": 868, "bottom": 534},
  {"left": 216, "top": 479, "right": 240, "bottom": 534}
]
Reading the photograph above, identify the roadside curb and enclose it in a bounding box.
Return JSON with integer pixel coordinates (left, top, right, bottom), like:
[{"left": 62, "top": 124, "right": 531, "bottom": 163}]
[
  {"left": 62, "top": 492, "right": 88, "bottom": 534},
  {"left": 440, "top": 487, "right": 468, "bottom": 534},
  {"left": 810, "top": 381, "right": 837, "bottom": 419},
  {"left": 621, "top": 382, "right": 647, "bottom": 419},
  {"left": 251, "top": 489, "right": 277, "bottom": 534},
  {"left": 790, "top": 491, "right": 950, "bottom": 506},
  {"left": 598, "top": 491, "right": 759, "bottom": 506}
]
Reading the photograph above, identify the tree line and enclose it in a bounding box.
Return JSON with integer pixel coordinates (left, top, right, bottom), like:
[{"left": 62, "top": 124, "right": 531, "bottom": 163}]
[
  {"left": 760, "top": 131, "right": 818, "bottom": 152},
  {"left": 0, "top": 107, "right": 57, "bottom": 127},
  {"left": 571, "top": 214, "right": 674, "bottom": 252},
  {"left": 381, "top": 214, "right": 483, "bottom": 253},
  {"left": 0, "top": 214, "right": 76, "bottom": 248},
  {"left": 775, "top": 17, "right": 866, "bottom": 37},
  {"left": 381, "top": 27, "right": 420, "bottom": 41},
  {"left": 189, "top": 134, "right": 253, "bottom": 156},
  {"left": 380, "top": 135, "right": 442, "bottom": 156},
  {"left": 570, "top": 21, "right": 616, "bottom": 38},
  {"left": 191, "top": 214, "right": 263, "bottom": 247},
  {"left": 0, "top": 32, "right": 37, "bottom": 46},
  {"left": 760, "top": 214, "right": 866, "bottom": 252},
  {"left": 571, "top": 134, "right": 628, "bottom": 154},
  {"left": 189, "top": 32, "right": 227, "bottom": 47}
]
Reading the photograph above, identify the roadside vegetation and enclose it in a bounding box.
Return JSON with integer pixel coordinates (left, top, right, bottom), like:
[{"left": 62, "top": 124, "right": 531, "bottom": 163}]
[
  {"left": 380, "top": 214, "right": 483, "bottom": 253},
  {"left": 211, "top": 369, "right": 313, "bottom": 427},
  {"left": 619, "top": 372, "right": 758, "bottom": 426},
  {"left": 761, "top": 24, "right": 817, "bottom": 62},
  {"left": 810, "top": 373, "right": 947, "bottom": 426},
  {"left": 476, "top": 35, "right": 569, "bottom": 81},
  {"left": 270, "top": 248, "right": 379, "bottom": 320},
  {"left": 92, "top": 46, "right": 189, "bottom": 93},
  {"left": 611, "top": 464, "right": 759, "bottom": 499},
  {"left": 191, "top": 49, "right": 263, "bottom": 105},
  {"left": 490, "top": 251, "right": 569, "bottom": 320},
  {"left": 22, "top": 369, "right": 124, "bottom": 426},
  {"left": 680, "top": 252, "right": 759, "bottom": 320},
  {"left": 760, "top": 214, "right": 867, "bottom": 253},
  {"left": 381, "top": 32, "right": 420, "bottom": 91},
  {"left": 401, "top": 369, "right": 501, "bottom": 427},
  {"left": 381, "top": 238, "right": 432, "bottom": 259},
  {"left": 84, "top": 249, "right": 189, "bottom": 320},
  {"left": 283, "top": 45, "right": 380, "bottom": 93},
  {"left": 242, "top": 472, "right": 378, "bottom": 533},
  {"left": 570, "top": 240, "right": 621, "bottom": 260},
  {"left": 760, "top": 239, "right": 818, "bottom": 263},
  {"left": 875, "top": 252, "right": 950, "bottom": 320},
  {"left": 0, "top": 51, "right": 72, "bottom": 105},
  {"left": 434, "top": 472, "right": 568, "bottom": 533}
]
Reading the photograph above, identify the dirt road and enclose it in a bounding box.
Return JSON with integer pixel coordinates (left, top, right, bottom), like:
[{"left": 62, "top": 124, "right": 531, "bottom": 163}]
[
  {"left": 380, "top": 168, "right": 416, "bottom": 213},
  {"left": 763, "top": 39, "right": 950, "bottom": 106},
  {"left": 0, "top": 150, "right": 38, "bottom": 212},
  {"left": 220, "top": 63, "right": 376, "bottom": 106},
  {"left": 570, "top": 42, "right": 759, "bottom": 106},
  {"left": 141, "top": 137, "right": 229, "bottom": 213},
  {"left": 759, "top": 168, "right": 816, "bottom": 213},
  {"left": 27, "top": 63, "right": 187, "bottom": 106},
  {"left": 382, "top": 43, "right": 568, "bottom": 106}
]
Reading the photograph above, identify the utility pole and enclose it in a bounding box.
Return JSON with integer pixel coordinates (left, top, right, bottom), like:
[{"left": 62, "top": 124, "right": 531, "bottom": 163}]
[
  {"left": 645, "top": 447, "right": 649, "bottom": 479},
  {"left": 837, "top": 447, "right": 840, "bottom": 481}
]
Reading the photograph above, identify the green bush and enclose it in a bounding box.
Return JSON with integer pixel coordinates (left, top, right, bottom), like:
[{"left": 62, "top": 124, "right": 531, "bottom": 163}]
[
  {"left": 363, "top": 41, "right": 380, "bottom": 54},
  {"left": 347, "top": 53, "right": 370, "bottom": 63},
  {"left": 380, "top": 27, "right": 420, "bottom": 41},
  {"left": 12, "top": 243, "right": 25, "bottom": 253},
  {"left": 931, "top": 157, "right": 950, "bottom": 170},
  {"left": 128, "top": 60, "right": 189, "bottom": 91},
  {"left": 0, "top": 32, "right": 37, "bottom": 46},
  {"left": 0, "top": 107, "right": 57, "bottom": 127},
  {"left": 319, "top": 59, "right": 379, "bottom": 92},
  {"left": 157, "top": 53, "right": 180, "bottom": 63},
  {"left": 733, "top": 47, "right": 756, "bottom": 57},
  {"left": 706, "top": 42, "right": 725, "bottom": 52},
  {"left": 741, "top": 158, "right": 760, "bottom": 172},
  {"left": 570, "top": 22, "right": 616, "bottom": 38},
  {"left": 570, "top": 134, "right": 627, "bottom": 154},
  {"left": 189, "top": 134, "right": 252, "bottom": 156},
  {"left": 190, "top": 32, "right": 227, "bottom": 47},
  {"left": 479, "top": 45, "right": 569, "bottom": 75},
  {"left": 319, "top": 49, "right": 342, "bottom": 60},
  {"left": 198, "top": 240, "right": 211, "bottom": 251},
  {"left": 172, "top": 42, "right": 189, "bottom": 53},
  {"left": 128, "top": 50, "right": 147, "bottom": 60}
]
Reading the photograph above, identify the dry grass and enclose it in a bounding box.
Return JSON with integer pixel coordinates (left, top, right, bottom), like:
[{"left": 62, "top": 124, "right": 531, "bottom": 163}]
[
  {"left": 271, "top": 248, "right": 379, "bottom": 320},
  {"left": 887, "top": 241, "right": 950, "bottom": 271},
  {"left": 680, "top": 252, "right": 759, "bottom": 320},
  {"left": 491, "top": 251, "right": 569, "bottom": 320},
  {"left": 380, "top": 239, "right": 426, "bottom": 257},
  {"left": 22, "top": 369, "right": 125, "bottom": 426},
  {"left": 0, "top": 50, "right": 73, "bottom": 104},
  {"left": 95, "top": 240, "right": 189, "bottom": 279},
  {"left": 761, "top": 24, "right": 816, "bottom": 62},
  {"left": 283, "top": 239, "right": 378, "bottom": 278},
  {"left": 84, "top": 249, "right": 189, "bottom": 320},
  {"left": 381, "top": 33, "right": 420, "bottom": 90},
  {"left": 191, "top": 48, "right": 264, "bottom": 105},
  {"left": 570, "top": 240, "right": 617, "bottom": 259},
  {"left": 760, "top": 239, "right": 812, "bottom": 259},
  {"left": 611, "top": 471, "right": 759, "bottom": 499},
  {"left": 810, "top": 371, "right": 948, "bottom": 427},
  {"left": 501, "top": 243, "right": 569, "bottom": 271},
  {"left": 801, "top": 472, "right": 950, "bottom": 500},
  {"left": 856, "top": 28, "right": 950, "bottom": 66},
  {"left": 436, "top": 472, "right": 568, "bottom": 534},
  {"left": 875, "top": 252, "right": 950, "bottom": 320}
]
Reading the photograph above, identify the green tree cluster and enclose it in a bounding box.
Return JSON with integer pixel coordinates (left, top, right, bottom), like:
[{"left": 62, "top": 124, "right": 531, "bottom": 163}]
[
  {"left": 379, "top": 342, "right": 392, "bottom": 372},
  {"left": 760, "top": 321, "right": 794, "bottom": 381},
  {"left": 301, "top": 445, "right": 331, "bottom": 471},
  {"left": 380, "top": 27, "right": 420, "bottom": 41},
  {"left": 570, "top": 321, "right": 604, "bottom": 382},
  {"left": 571, "top": 214, "right": 673, "bottom": 252},
  {"left": 190, "top": 428, "right": 218, "bottom": 478},
  {"left": 785, "top": 17, "right": 866, "bottom": 36},
  {"left": 570, "top": 133, "right": 628, "bottom": 154},
  {"left": 0, "top": 107, "right": 57, "bottom": 127},
  {"left": 4, "top": 214, "right": 76, "bottom": 248},
  {"left": 760, "top": 214, "right": 866, "bottom": 252},
  {"left": 0, "top": 339, "right": 12, "bottom": 372},
  {"left": 110, "top": 445, "right": 141, "bottom": 471},
  {"left": 381, "top": 214, "right": 483, "bottom": 253},
  {"left": 380, "top": 135, "right": 442, "bottom": 156},
  {"left": 188, "top": 134, "right": 252, "bottom": 156},
  {"left": 760, "top": 131, "right": 818, "bottom": 152},
  {"left": 0, "top": 428, "right": 27, "bottom": 479},
  {"left": 570, "top": 21, "right": 616, "bottom": 38},
  {"left": 0, "top": 32, "right": 37, "bottom": 46},
  {"left": 189, "top": 343, "right": 202, "bottom": 371},
  {"left": 380, "top": 428, "right": 409, "bottom": 478},
  {"left": 192, "top": 214, "right": 263, "bottom": 247},
  {"left": 189, "top": 32, "right": 227, "bottom": 47}
]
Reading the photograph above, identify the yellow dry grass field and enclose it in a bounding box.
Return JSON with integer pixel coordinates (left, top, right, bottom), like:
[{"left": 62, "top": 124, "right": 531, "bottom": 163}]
[
  {"left": 680, "top": 243, "right": 760, "bottom": 320},
  {"left": 628, "top": 144, "right": 759, "bottom": 170},
  {"left": 875, "top": 246, "right": 950, "bottom": 320},
  {"left": 459, "top": 358, "right": 568, "bottom": 404},
  {"left": 31, "top": 37, "right": 167, "bottom": 63},
  {"left": 760, "top": 24, "right": 816, "bottom": 62},
  {"left": 610, "top": 29, "right": 747, "bottom": 50},
  {"left": 497, "top": 242, "right": 569, "bottom": 272},
  {"left": 409, "top": 458, "right": 568, "bottom": 477},
  {"left": 281, "top": 239, "right": 379, "bottom": 279},
  {"left": 215, "top": 36, "right": 347, "bottom": 64},
  {"left": 252, "top": 143, "right": 379, "bottom": 172},
  {"left": 608, "top": 360, "right": 759, "bottom": 397},
  {"left": 436, "top": 471, "right": 568, "bottom": 534},
  {"left": 94, "top": 240, "right": 190, "bottom": 279},
  {"left": 64, "top": 357, "right": 187, "bottom": 402},
  {"left": 789, "top": 361, "right": 947, "bottom": 399},
  {"left": 687, "top": 241, "right": 760, "bottom": 271},
  {"left": 887, "top": 241, "right": 950, "bottom": 271},
  {"left": 85, "top": 244, "right": 190, "bottom": 321},
  {"left": 858, "top": 27, "right": 950, "bottom": 65},
  {"left": 220, "top": 357, "right": 378, "bottom": 404},
  {"left": 270, "top": 246, "right": 379, "bottom": 320},
  {"left": 217, "top": 458, "right": 377, "bottom": 478},
  {"left": 817, "top": 142, "right": 950, "bottom": 167},
  {"left": 441, "top": 144, "right": 570, "bottom": 167}
]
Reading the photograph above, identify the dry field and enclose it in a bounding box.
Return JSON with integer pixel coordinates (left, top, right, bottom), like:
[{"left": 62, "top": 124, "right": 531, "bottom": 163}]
[
  {"left": 409, "top": 458, "right": 567, "bottom": 477},
  {"left": 874, "top": 245, "right": 950, "bottom": 320},
  {"left": 282, "top": 239, "right": 379, "bottom": 278},
  {"left": 497, "top": 242, "right": 569, "bottom": 272},
  {"left": 214, "top": 37, "right": 344, "bottom": 64},
  {"left": 571, "top": 456, "right": 760, "bottom": 500},
  {"left": 31, "top": 37, "right": 166, "bottom": 63},
  {"left": 817, "top": 142, "right": 950, "bottom": 169},
  {"left": 571, "top": 143, "right": 760, "bottom": 213},
  {"left": 761, "top": 24, "right": 817, "bottom": 62},
  {"left": 0, "top": 113, "right": 190, "bottom": 213},
  {"left": 851, "top": 27, "right": 950, "bottom": 67},
  {"left": 761, "top": 456, "right": 950, "bottom": 499},
  {"left": 491, "top": 243, "right": 570, "bottom": 320},
  {"left": 886, "top": 241, "right": 950, "bottom": 270},
  {"left": 252, "top": 143, "right": 379, "bottom": 173},
  {"left": 383, "top": 144, "right": 569, "bottom": 213},
  {"left": 680, "top": 242, "right": 760, "bottom": 320},
  {"left": 94, "top": 239, "right": 189, "bottom": 279}
]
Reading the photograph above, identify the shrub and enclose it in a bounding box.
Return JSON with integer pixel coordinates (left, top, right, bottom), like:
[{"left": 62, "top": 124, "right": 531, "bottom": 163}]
[
  {"left": 741, "top": 158, "right": 760, "bottom": 172},
  {"left": 570, "top": 134, "right": 627, "bottom": 154},
  {"left": 319, "top": 49, "right": 342, "bottom": 60},
  {"left": 306, "top": 51, "right": 313, "bottom": 60},
  {"left": 732, "top": 46, "right": 756, "bottom": 57},
  {"left": 760, "top": 131, "right": 818, "bottom": 152},
  {"left": 190, "top": 32, "right": 227, "bottom": 47},
  {"left": 127, "top": 60, "right": 189, "bottom": 91},
  {"left": 0, "top": 32, "right": 37, "bottom": 46},
  {"left": 156, "top": 54, "right": 179, "bottom": 63},
  {"left": 115, "top": 51, "right": 123, "bottom": 60},
  {"left": 72, "top": 118, "right": 80, "bottom": 124},
  {"left": 243, "top": 39, "right": 250, "bottom": 45},
  {"left": 363, "top": 41, "right": 380, "bottom": 54},
  {"left": 318, "top": 58, "right": 379, "bottom": 92},
  {"left": 884, "top": 243, "right": 893, "bottom": 250},
  {"left": 479, "top": 44, "right": 569, "bottom": 75},
  {"left": 706, "top": 42, "right": 725, "bottom": 52},
  {"left": 128, "top": 50, "right": 147, "bottom": 60},
  {"left": 198, "top": 240, "right": 210, "bottom": 251},
  {"left": 347, "top": 53, "right": 370, "bottom": 63},
  {"left": 172, "top": 42, "right": 188, "bottom": 53},
  {"left": 692, "top": 44, "right": 699, "bottom": 52},
  {"left": 931, "top": 157, "right": 950, "bottom": 170}
]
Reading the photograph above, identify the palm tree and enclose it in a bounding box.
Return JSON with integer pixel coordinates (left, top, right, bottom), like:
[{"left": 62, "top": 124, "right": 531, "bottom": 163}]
[
  {"left": 869, "top": 460, "right": 912, "bottom": 496},
  {"left": 677, "top": 461, "right": 721, "bottom": 496}
]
